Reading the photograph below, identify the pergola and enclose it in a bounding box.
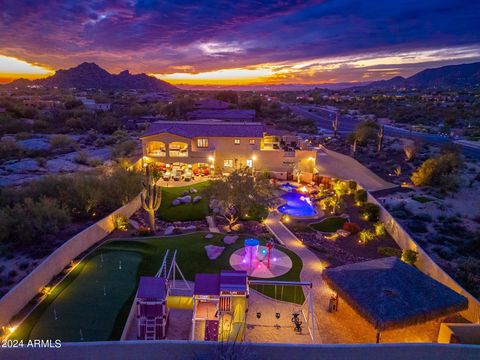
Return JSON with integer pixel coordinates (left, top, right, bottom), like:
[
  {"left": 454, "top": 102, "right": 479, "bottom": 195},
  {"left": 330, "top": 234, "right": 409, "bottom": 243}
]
[{"left": 322, "top": 257, "right": 468, "bottom": 343}]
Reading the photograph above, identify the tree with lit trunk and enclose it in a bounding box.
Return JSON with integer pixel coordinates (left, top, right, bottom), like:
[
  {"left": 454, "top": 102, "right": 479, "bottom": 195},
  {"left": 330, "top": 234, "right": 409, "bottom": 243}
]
[
  {"left": 141, "top": 165, "right": 162, "bottom": 232},
  {"left": 377, "top": 125, "right": 384, "bottom": 153},
  {"left": 332, "top": 112, "right": 339, "bottom": 137}
]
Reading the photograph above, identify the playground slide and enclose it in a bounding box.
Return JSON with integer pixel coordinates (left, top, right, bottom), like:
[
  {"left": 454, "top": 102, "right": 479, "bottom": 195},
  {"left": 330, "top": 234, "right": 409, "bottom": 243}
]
[
  {"left": 166, "top": 296, "right": 194, "bottom": 310},
  {"left": 227, "top": 298, "right": 246, "bottom": 342}
]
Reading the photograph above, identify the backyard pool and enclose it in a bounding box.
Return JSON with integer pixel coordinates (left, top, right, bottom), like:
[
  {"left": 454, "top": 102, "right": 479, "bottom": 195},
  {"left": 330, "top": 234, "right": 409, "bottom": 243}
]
[{"left": 278, "top": 192, "right": 317, "bottom": 217}]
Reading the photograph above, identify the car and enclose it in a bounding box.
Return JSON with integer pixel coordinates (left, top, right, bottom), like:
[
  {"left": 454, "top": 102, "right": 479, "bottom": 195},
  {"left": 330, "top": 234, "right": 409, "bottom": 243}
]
[
  {"left": 172, "top": 170, "right": 181, "bottom": 181},
  {"left": 163, "top": 171, "right": 171, "bottom": 181},
  {"left": 184, "top": 171, "right": 192, "bottom": 181}
]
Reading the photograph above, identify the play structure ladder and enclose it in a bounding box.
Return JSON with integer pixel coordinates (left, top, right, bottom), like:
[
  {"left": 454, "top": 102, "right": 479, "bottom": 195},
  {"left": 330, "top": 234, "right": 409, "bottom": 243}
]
[{"left": 144, "top": 318, "right": 157, "bottom": 340}]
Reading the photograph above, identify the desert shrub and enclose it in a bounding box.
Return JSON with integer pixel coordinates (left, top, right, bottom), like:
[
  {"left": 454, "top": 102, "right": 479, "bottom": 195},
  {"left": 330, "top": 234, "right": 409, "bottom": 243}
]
[
  {"left": 354, "top": 189, "right": 367, "bottom": 205},
  {"left": 138, "top": 226, "right": 151, "bottom": 236},
  {"left": 343, "top": 222, "right": 360, "bottom": 234},
  {"left": 347, "top": 180, "right": 357, "bottom": 193},
  {"left": 374, "top": 221, "right": 386, "bottom": 236},
  {"left": 50, "top": 134, "right": 75, "bottom": 150},
  {"left": 358, "top": 229, "right": 376, "bottom": 245},
  {"left": 18, "top": 261, "right": 30, "bottom": 270},
  {"left": 1, "top": 197, "right": 71, "bottom": 246},
  {"left": 401, "top": 249, "right": 418, "bottom": 265},
  {"left": 411, "top": 151, "right": 463, "bottom": 191},
  {"left": 111, "top": 140, "right": 137, "bottom": 158},
  {"left": 407, "top": 221, "right": 428, "bottom": 233},
  {"left": 377, "top": 246, "right": 402, "bottom": 258},
  {"left": 403, "top": 144, "right": 416, "bottom": 161},
  {"left": 113, "top": 215, "right": 128, "bottom": 231},
  {"left": 0, "top": 137, "right": 20, "bottom": 159},
  {"left": 333, "top": 180, "right": 350, "bottom": 197},
  {"left": 74, "top": 151, "right": 90, "bottom": 165},
  {"left": 361, "top": 203, "right": 380, "bottom": 222},
  {"left": 413, "top": 213, "right": 432, "bottom": 222}
]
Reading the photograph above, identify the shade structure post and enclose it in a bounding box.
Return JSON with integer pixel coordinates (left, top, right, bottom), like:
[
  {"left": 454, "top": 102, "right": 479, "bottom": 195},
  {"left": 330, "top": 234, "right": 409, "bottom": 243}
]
[{"left": 376, "top": 331, "right": 381, "bottom": 344}]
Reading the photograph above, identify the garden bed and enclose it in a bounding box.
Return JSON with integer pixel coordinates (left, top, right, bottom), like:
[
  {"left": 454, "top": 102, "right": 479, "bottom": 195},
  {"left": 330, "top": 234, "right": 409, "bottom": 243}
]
[{"left": 310, "top": 216, "right": 347, "bottom": 233}]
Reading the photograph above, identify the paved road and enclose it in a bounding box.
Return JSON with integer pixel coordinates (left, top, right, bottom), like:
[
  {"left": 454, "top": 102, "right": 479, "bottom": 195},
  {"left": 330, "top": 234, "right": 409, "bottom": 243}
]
[{"left": 286, "top": 103, "right": 480, "bottom": 159}]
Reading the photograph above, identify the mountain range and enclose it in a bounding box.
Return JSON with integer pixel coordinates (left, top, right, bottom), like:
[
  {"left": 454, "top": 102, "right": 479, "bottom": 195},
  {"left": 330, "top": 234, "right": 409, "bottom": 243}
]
[
  {"left": 358, "top": 61, "right": 480, "bottom": 90},
  {"left": 4, "top": 62, "right": 178, "bottom": 91}
]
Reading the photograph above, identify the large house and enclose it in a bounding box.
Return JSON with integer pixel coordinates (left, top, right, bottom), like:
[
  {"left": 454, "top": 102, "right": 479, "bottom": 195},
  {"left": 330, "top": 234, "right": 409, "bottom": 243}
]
[{"left": 139, "top": 121, "right": 316, "bottom": 179}]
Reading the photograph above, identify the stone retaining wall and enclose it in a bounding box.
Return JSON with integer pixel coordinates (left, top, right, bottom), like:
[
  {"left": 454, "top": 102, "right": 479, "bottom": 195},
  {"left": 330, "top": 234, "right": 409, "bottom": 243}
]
[{"left": 0, "top": 195, "right": 142, "bottom": 328}]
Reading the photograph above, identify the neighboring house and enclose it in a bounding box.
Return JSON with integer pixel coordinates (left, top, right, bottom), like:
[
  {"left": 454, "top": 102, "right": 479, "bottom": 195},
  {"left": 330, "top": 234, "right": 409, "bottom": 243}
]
[
  {"left": 22, "top": 98, "right": 61, "bottom": 109},
  {"left": 193, "top": 99, "right": 231, "bottom": 110},
  {"left": 186, "top": 109, "right": 256, "bottom": 122},
  {"left": 76, "top": 96, "right": 111, "bottom": 112},
  {"left": 139, "top": 121, "right": 316, "bottom": 178}
]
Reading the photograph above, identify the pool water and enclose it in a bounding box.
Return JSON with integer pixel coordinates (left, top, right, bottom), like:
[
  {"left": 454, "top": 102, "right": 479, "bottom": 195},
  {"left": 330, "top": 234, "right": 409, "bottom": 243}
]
[{"left": 278, "top": 192, "right": 317, "bottom": 217}]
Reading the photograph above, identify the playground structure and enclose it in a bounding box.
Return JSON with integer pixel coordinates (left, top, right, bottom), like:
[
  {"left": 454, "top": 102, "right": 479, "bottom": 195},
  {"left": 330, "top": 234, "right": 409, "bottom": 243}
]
[
  {"left": 191, "top": 270, "right": 249, "bottom": 342},
  {"left": 247, "top": 280, "right": 316, "bottom": 343},
  {"left": 136, "top": 249, "right": 192, "bottom": 340}
]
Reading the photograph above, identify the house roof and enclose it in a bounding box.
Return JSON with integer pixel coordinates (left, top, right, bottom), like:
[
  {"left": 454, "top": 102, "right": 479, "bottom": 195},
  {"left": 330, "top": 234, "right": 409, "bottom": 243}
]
[
  {"left": 322, "top": 257, "right": 468, "bottom": 331},
  {"left": 194, "top": 99, "right": 231, "bottom": 110},
  {"left": 220, "top": 270, "right": 247, "bottom": 293},
  {"left": 137, "top": 276, "right": 166, "bottom": 300},
  {"left": 140, "top": 121, "right": 265, "bottom": 138},
  {"left": 187, "top": 109, "right": 255, "bottom": 121},
  {"left": 194, "top": 273, "right": 220, "bottom": 296}
]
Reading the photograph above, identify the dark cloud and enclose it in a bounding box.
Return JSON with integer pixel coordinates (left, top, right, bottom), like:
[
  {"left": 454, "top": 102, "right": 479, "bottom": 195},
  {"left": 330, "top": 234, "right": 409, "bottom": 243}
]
[{"left": 0, "top": 0, "right": 479, "bottom": 81}]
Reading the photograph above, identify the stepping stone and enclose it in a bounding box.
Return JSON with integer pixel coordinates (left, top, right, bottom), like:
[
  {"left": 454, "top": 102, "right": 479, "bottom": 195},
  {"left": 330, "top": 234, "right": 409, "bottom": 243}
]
[
  {"left": 223, "top": 235, "right": 239, "bottom": 245},
  {"left": 205, "top": 233, "right": 214, "bottom": 239},
  {"left": 164, "top": 226, "right": 175, "bottom": 235},
  {"left": 205, "top": 245, "right": 225, "bottom": 260}
]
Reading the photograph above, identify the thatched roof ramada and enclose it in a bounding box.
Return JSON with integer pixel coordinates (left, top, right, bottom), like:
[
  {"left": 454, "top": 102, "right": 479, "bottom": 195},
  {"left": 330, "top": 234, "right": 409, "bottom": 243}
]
[{"left": 322, "top": 257, "right": 468, "bottom": 331}]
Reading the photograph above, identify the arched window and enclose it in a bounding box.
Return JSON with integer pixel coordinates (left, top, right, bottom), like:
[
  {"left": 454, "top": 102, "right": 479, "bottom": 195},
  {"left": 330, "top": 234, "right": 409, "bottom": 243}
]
[
  {"left": 146, "top": 141, "right": 166, "bottom": 156},
  {"left": 169, "top": 141, "right": 189, "bottom": 157}
]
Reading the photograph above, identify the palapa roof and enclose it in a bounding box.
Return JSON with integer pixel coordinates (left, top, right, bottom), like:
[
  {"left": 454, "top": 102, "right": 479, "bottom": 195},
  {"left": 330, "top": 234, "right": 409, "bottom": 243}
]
[
  {"left": 140, "top": 121, "right": 265, "bottom": 138},
  {"left": 322, "top": 257, "right": 468, "bottom": 331}
]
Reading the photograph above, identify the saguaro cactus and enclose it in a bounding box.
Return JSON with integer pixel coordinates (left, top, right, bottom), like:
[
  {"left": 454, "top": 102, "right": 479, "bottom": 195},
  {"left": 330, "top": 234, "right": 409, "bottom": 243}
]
[
  {"left": 377, "top": 125, "right": 384, "bottom": 153},
  {"left": 141, "top": 165, "right": 162, "bottom": 232},
  {"left": 332, "top": 112, "right": 339, "bottom": 137}
]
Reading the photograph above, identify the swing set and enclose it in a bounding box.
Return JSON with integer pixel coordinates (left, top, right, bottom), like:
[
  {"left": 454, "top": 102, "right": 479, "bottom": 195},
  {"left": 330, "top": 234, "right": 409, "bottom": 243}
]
[{"left": 248, "top": 280, "right": 316, "bottom": 343}]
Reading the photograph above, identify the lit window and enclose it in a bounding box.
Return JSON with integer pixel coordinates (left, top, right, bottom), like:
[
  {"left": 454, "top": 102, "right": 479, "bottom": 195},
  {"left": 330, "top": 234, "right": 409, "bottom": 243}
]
[
  {"left": 246, "top": 159, "right": 253, "bottom": 168},
  {"left": 234, "top": 139, "right": 240, "bottom": 145},
  {"left": 249, "top": 139, "right": 255, "bottom": 145},
  {"left": 197, "top": 138, "right": 208, "bottom": 148},
  {"left": 224, "top": 159, "right": 233, "bottom": 167}
]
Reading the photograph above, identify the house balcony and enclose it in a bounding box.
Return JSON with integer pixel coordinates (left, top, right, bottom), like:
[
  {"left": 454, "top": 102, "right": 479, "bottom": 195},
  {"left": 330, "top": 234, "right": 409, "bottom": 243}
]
[{"left": 147, "top": 150, "right": 166, "bottom": 157}]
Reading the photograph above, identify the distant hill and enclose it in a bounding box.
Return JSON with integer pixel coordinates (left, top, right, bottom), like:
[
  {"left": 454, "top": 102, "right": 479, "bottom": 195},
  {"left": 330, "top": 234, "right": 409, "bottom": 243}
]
[
  {"left": 176, "top": 81, "right": 371, "bottom": 91},
  {"left": 3, "top": 62, "right": 178, "bottom": 91},
  {"left": 358, "top": 62, "right": 480, "bottom": 90}
]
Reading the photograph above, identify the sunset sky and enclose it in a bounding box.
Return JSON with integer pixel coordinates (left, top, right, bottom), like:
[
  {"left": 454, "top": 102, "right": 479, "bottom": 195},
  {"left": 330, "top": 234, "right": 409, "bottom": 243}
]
[{"left": 1, "top": 0, "right": 480, "bottom": 85}]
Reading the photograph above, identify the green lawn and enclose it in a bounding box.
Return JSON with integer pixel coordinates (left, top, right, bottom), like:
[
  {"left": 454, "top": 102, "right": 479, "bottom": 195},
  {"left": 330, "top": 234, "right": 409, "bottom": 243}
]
[
  {"left": 157, "top": 181, "right": 211, "bottom": 221},
  {"left": 12, "top": 232, "right": 303, "bottom": 342},
  {"left": 311, "top": 216, "right": 347, "bottom": 233}
]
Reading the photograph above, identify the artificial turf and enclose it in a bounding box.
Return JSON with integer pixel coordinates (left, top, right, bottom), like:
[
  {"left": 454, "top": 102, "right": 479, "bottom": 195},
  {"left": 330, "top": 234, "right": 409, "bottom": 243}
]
[
  {"left": 12, "top": 232, "right": 303, "bottom": 342},
  {"left": 157, "top": 181, "right": 211, "bottom": 221},
  {"left": 310, "top": 216, "right": 347, "bottom": 233}
]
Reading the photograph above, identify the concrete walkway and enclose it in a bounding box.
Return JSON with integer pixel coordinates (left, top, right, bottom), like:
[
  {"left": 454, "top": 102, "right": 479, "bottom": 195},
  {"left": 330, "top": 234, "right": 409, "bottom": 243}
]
[{"left": 316, "top": 146, "right": 396, "bottom": 192}]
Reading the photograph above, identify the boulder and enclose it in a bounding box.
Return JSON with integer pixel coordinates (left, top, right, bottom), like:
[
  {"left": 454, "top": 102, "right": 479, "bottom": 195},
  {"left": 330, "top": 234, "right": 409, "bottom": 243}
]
[
  {"left": 172, "top": 199, "right": 181, "bottom": 206},
  {"left": 193, "top": 195, "right": 202, "bottom": 203},
  {"left": 190, "top": 188, "right": 198, "bottom": 194},
  {"left": 179, "top": 195, "right": 192, "bottom": 203},
  {"left": 128, "top": 219, "right": 140, "bottom": 230},
  {"left": 223, "top": 235, "right": 238, "bottom": 245},
  {"left": 182, "top": 190, "right": 189, "bottom": 196},
  {"left": 205, "top": 245, "right": 225, "bottom": 260},
  {"left": 209, "top": 199, "right": 219, "bottom": 209},
  {"left": 3, "top": 159, "right": 43, "bottom": 174},
  {"left": 164, "top": 226, "right": 175, "bottom": 235},
  {"left": 205, "top": 233, "right": 214, "bottom": 239},
  {"left": 185, "top": 225, "right": 196, "bottom": 231},
  {"left": 212, "top": 207, "right": 220, "bottom": 214}
]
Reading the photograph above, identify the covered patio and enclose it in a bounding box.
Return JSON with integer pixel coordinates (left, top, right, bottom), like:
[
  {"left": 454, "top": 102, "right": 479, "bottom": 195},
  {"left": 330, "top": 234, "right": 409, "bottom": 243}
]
[{"left": 322, "top": 257, "right": 468, "bottom": 343}]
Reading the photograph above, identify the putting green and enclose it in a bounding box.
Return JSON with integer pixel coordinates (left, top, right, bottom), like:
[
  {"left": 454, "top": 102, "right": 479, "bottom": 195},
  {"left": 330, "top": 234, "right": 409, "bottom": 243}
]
[{"left": 12, "top": 233, "right": 303, "bottom": 342}]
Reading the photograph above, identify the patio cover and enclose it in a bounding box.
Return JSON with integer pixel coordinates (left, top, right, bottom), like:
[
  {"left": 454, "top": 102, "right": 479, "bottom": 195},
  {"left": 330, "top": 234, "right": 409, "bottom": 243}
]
[{"left": 322, "top": 257, "right": 468, "bottom": 331}]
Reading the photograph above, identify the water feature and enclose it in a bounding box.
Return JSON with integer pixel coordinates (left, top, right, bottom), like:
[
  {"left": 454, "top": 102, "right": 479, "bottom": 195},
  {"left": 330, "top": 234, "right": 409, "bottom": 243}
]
[{"left": 278, "top": 191, "right": 317, "bottom": 217}]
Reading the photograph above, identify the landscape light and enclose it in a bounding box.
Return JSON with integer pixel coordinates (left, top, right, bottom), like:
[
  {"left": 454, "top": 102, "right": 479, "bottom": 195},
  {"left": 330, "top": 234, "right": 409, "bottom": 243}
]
[{"left": 8, "top": 325, "right": 17, "bottom": 334}]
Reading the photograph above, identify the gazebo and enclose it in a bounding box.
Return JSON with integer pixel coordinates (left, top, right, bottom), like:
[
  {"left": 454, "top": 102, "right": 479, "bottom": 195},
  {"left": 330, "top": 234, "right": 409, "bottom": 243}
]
[{"left": 322, "top": 257, "right": 468, "bottom": 343}]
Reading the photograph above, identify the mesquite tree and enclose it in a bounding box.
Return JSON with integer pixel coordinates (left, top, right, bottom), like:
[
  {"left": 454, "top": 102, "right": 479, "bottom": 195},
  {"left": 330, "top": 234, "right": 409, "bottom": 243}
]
[{"left": 141, "top": 165, "right": 162, "bottom": 231}]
